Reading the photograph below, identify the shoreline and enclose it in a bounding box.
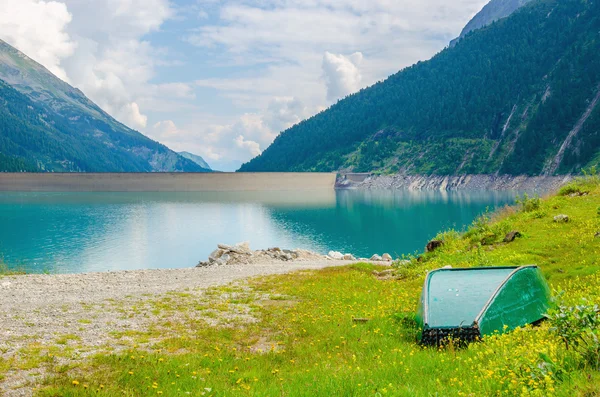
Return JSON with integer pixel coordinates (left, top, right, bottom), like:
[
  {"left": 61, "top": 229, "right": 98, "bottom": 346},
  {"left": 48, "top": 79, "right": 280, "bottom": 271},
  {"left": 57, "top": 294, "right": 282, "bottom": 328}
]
[
  {"left": 337, "top": 173, "right": 572, "bottom": 192},
  {"left": 0, "top": 260, "right": 363, "bottom": 309}
]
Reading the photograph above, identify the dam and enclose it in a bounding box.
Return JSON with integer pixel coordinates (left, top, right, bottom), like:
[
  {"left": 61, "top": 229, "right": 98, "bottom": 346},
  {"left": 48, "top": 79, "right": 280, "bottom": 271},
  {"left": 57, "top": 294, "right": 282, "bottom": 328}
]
[{"left": 0, "top": 172, "right": 337, "bottom": 192}]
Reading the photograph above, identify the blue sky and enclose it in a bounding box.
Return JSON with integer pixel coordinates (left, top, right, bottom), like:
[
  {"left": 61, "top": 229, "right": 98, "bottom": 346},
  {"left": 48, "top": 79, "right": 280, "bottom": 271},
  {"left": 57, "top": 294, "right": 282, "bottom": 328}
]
[{"left": 1, "top": 0, "right": 489, "bottom": 170}]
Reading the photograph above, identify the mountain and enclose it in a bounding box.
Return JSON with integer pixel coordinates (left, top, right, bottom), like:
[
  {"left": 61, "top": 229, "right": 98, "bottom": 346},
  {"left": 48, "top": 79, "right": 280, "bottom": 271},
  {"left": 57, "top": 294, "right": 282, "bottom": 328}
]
[
  {"left": 240, "top": 0, "right": 600, "bottom": 176},
  {"left": 178, "top": 152, "right": 212, "bottom": 170},
  {"left": 0, "top": 39, "right": 208, "bottom": 173},
  {"left": 450, "top": 0, "right": 533, "bottom": 47}
]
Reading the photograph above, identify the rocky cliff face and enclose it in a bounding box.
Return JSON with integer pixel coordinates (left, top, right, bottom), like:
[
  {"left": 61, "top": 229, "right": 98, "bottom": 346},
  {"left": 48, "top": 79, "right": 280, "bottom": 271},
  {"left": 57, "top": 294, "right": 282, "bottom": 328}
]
[
  {"left": 337, "top": 174, "right": 571, "bottom": 192},
  {"left": 450, "top": 0, "right": 534, "bottom": 46},
  {"left": 178, "top": 152, "right": 212, "bottom": 171},
  {"left": 0, "top": 39, "right": 204, "bottom": 173}
]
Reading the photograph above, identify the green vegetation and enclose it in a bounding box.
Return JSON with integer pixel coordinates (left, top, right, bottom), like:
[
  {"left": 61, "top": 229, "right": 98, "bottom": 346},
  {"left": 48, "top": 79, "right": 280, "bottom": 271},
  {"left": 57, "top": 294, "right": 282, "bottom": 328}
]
[
  {"left": 0, "top": 258, "right": 25, "bottom": 276},
  {"left": 0, "top": 40, "right": 208, "bottom": 173},
  {"left": 0, "top": 179, "right": 594, "bottom": 395},
  {"left": 240, "top": 0, "right": 600, "bottom": 175}
]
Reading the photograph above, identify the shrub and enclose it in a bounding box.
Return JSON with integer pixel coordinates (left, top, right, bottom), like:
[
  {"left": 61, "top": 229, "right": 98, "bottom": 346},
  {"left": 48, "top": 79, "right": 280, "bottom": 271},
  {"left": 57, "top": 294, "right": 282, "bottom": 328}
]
[
  {"left": 546, "top": 296, "right": 600, "bottom": 370},
  {"left": 516, "top": 193, "right": 541, "bottom": 212},
  {"left": 463, "top": 213, "right": 512, "bottom": 246},
  {"left": 558, "top": 167, "right": 600, "bottom": 196}
]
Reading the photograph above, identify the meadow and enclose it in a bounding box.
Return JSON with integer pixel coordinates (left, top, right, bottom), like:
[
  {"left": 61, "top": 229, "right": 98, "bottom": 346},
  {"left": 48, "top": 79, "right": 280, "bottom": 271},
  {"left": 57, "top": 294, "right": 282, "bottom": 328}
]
[{"left": 2, "top": 176, "right": 600, "bottom": 396}]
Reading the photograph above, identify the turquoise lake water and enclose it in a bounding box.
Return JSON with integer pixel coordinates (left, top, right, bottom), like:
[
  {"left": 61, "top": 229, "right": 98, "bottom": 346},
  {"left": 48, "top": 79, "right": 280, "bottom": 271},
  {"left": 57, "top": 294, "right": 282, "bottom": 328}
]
[{"left": 0, "top": 190, "right": 520, "bottom": 274}]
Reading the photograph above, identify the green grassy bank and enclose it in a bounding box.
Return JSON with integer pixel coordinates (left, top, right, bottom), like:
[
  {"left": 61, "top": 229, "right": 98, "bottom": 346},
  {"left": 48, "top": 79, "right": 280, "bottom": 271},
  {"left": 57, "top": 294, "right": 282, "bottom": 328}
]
[{"left": 4, "top": 177, "right": 600, "bottom": 396}]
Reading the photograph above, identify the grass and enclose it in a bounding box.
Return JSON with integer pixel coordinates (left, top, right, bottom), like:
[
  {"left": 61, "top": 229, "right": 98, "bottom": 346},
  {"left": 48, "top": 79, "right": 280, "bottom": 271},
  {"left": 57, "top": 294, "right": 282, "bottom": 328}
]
[
  {"left": 3, "top": 177, "right": 600, "bottom": 396},
  {"left": 0, "top": 259, "right": 26, "bottom": 276}
]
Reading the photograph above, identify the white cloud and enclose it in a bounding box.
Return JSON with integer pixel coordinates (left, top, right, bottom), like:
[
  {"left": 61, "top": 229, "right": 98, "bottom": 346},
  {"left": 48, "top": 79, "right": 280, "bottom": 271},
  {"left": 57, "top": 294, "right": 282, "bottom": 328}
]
[
  {"left": 322, "top": 52, "right": 363, "bottom": 102},
  {"left": 0, "top": 0, "right": 75, "bottom": 81},
  {"left": 147, "top": 96, "right": 312, "bottom": 171},
  {"left": 234, "top": 135, "right": 261, "bottom": 158},
  {"left": 263, "top": 96, "right": 310, "bottom": 134},
  {"left": 120, "top": 102, "right": 148, "bottom": 129},
  {"left": 59, "top": 0, "right": 175, "bottom": 129},
  {"left": 0, "top": 0, "right": 179, "bottom": 130}
]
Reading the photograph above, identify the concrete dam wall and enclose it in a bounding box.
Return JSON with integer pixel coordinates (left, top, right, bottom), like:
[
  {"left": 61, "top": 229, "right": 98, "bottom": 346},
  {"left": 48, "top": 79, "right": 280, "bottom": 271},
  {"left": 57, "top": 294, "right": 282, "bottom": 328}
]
[{"left": 0, "top": 173, "right": 337, "bottom": 192}]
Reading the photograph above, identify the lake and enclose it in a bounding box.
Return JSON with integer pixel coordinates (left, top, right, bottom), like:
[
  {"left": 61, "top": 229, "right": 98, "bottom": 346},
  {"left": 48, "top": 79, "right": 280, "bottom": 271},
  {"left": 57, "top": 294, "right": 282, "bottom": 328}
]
[{"left": 0, "top": 190, "right": 519, "bottom": 274}]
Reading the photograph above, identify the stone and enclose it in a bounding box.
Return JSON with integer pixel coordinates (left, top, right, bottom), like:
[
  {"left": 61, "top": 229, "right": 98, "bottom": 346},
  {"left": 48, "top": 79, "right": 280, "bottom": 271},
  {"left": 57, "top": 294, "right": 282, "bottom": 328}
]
[
  {"left": 283, "top": 249, "right": 298, "bottom": 259},
  {"left": 503, "top": 231, "right": 522, "bottom": 243},
  {"left": 382, "top": 253, "right": 393, "bottom": 261},
  {"left": 553, "top": 214, "right": 570, "bottom": 223},
  {"left": 370, "top": 254, "right": 383, "bottom": 261},
  {"left": 441, "top": 265, "right": 453, "bottom": 269},
  {"left": 196, "top": 261, "right": 210, "bottom": 268},
  {"left": 230, "top": 242, "right": 252, "bottom": 255},
  {"left": 214, "top": 253, "right": 231, "bottom": 266},
  {"left": 595, "top": 232, "right": 600, "bottom": 239},
  {"left": 343, "top": 254, "right": 356, "bottom": 261},
  {"left": 209, "top": 248, "right": 224, "bottom": 261},
  {"left": 217, "top": 244, "right": 232, "bottom": 251},
  {"left": 328, "top": 251, "right": 344, "bottom": 260},
  {"left": 426, "top": 240, "right": 444, "bottom": 252}
]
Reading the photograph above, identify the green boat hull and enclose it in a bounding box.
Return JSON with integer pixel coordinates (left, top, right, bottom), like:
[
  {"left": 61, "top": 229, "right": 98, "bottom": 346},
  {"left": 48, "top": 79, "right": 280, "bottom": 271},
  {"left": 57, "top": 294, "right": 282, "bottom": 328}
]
[{"left": 416, "top": 266, "right": 551, "bottom": 345}]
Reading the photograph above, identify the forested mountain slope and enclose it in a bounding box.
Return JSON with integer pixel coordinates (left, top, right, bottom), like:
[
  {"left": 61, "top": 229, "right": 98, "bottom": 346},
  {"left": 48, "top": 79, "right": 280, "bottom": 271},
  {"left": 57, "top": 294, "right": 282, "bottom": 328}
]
[
  {"left": 0, "top": 40, "right": 207, "bottom": 173},
  {"left": 240, "top": 0, "right": 600, "bottom": 176}
]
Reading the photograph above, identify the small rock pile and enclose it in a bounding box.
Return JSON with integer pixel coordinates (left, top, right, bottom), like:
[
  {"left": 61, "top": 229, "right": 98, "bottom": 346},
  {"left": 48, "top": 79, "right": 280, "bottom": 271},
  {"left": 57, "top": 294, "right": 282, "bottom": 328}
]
[
  {"left": 326, "top": 251, "right": 393, "bottom": 262},
  {"left": 197, "top": 243, "right": 394, "bottom": 267},
  {"left": 197, "top": 242, "right": 332, "bottom": 267}
]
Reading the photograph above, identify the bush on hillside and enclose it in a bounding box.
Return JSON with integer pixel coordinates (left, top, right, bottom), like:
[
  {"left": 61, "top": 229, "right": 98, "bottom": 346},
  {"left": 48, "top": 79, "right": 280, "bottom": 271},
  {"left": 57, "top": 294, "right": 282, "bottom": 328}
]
[
  {"left": 559, "top": 167, "right": 600, "bottom": 196},
  {"left": 547, "top": 296, "right": 600, "bottom": 370},
  {"left": 516, "top": 193, "right": 541, "bottom": 212}
]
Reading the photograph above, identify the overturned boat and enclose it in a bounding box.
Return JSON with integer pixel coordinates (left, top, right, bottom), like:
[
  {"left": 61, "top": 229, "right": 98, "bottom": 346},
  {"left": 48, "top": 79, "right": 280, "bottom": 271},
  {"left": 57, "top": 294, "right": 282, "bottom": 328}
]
[{"left": 416, "top": 266, "right": 551, "bottom": 345}]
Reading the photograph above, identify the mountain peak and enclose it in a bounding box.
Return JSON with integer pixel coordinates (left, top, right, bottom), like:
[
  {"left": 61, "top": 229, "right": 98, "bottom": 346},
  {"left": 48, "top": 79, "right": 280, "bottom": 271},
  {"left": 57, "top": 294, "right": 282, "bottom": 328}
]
[
  {"left": 178, "top": 152, "right": 212, "bottom": 171},
  {"left": 450, "top": 0, "right": 534, "bottom": 47}
]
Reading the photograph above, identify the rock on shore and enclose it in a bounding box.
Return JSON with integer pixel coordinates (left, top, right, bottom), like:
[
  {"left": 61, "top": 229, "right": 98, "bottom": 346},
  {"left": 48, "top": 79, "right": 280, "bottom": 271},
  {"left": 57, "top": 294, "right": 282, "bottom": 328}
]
[
  {"left": 197, "top": 243, "right": 393, "bottom": 267},
  {"left": 337, "top": 173, "right": 571, "bottom": 192}
]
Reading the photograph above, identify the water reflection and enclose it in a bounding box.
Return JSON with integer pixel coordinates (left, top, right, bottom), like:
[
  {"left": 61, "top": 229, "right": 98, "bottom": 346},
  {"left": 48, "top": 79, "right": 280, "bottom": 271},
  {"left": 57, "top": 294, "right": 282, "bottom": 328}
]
[{"left": 0, "top": 190, "right": 518, "bottom": 274}]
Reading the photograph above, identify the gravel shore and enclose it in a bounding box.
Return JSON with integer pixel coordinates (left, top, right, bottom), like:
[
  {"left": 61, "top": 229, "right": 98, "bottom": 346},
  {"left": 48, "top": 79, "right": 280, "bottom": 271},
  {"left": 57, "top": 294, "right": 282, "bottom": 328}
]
[
  {"left": 0, "top": 260, "right": 360, "bottom": 396},
  {"left": 0, "top": 260, "right": 356, "bottom": 309}
]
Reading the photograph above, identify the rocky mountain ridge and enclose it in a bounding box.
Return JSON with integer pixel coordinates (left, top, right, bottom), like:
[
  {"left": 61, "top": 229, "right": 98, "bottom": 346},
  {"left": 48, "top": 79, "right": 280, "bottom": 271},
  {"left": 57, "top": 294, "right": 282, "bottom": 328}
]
[
  {"left": 450, "top": 0, "right": 534, "bottom": 46},
  {"left": 178, "top": 152, "right": 212, "bottom": 170}
]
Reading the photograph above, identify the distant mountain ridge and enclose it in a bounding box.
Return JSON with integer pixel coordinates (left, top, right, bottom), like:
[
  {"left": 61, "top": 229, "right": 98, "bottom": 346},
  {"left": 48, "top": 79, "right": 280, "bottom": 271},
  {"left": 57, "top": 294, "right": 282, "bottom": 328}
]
[
  {"left": 240, "top": 0, "right": 600, "bottom": 176},
  {"left": 450, "top": 0, "right": 534, "bottom": 46},
  {"left": 178, "top": 152, "right": 212, "bottom": 170},
  {"left": 0, "top": 39, "right": 208, "bottom": 172}
]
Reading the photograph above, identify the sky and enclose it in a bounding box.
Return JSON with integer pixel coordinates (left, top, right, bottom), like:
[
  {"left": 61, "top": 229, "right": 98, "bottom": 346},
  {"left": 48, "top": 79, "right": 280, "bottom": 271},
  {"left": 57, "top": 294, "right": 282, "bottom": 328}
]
[{"left": 0, "top": 0, "right": 489, "bottom": 171}]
